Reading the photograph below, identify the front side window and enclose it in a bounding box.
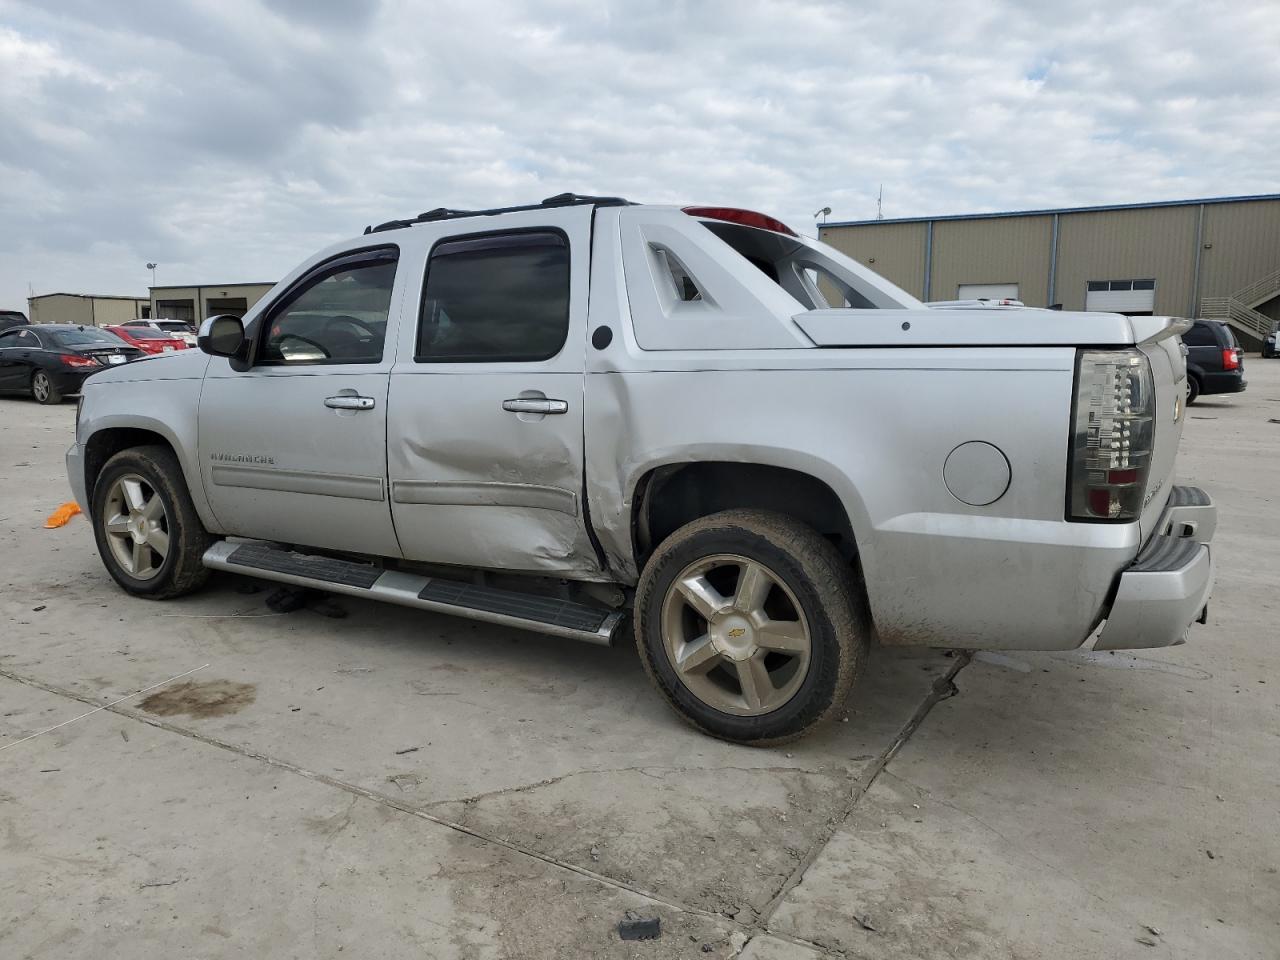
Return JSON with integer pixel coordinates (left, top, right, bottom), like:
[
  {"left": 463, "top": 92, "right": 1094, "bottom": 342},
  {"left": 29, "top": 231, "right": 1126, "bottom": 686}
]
[
  {"left": 262, "top": 252, "right": 397, "bottom": 364},
  {"left": 417, "top": 231, "right": 570, "bottom": 362}
]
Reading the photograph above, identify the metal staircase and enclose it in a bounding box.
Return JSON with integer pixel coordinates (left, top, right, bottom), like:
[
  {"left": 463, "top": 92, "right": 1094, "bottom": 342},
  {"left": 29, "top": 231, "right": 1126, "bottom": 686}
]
[{"left": 1201, "top": 266, "right": 1280, "bottom": 341}]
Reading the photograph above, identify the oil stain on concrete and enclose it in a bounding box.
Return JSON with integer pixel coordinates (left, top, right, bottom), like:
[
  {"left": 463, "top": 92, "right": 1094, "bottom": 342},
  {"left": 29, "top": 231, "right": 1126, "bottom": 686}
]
[{"left": 139, "top": 680, "right": 256, "bottom": 718}]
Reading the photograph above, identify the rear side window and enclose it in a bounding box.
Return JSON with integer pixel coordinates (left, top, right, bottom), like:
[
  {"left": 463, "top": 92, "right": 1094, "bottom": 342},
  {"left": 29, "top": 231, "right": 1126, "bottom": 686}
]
[
  {"left": 1182, "top": 323, "right": 1217, "bottom": 347},
  {"left": 417, "top": 231, "right": 569, "bottom": 362}
]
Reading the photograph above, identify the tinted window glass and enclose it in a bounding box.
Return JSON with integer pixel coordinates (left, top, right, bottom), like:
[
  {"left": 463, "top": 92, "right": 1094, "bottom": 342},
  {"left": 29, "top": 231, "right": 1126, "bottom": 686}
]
[
  {"left": 1087, "top": 280, "right": 1108, "bottom": 292},
  {"left": 0, "top": 330, "right": 24, "bottom": 345},
  {"left": 1181, "top": 323, "right": 1217, "bottom": 347},
  {"left": 119, "top": 327, "right": 172, "bottom": 340},
  {"left": 263, "top": 254, "right": 397, "bottom": 364},
  {"left": 47, "top": 328, "right": 123, "bottom": 347},
  {"left": 417, "top": 231, "right": 569, "bottom": 362}
]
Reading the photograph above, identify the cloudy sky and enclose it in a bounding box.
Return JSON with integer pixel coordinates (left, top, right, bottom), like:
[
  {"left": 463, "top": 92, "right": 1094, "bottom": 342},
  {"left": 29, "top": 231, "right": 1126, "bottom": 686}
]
[{"left": 1, "top": 0, "right": 1276, "bottom": 310}]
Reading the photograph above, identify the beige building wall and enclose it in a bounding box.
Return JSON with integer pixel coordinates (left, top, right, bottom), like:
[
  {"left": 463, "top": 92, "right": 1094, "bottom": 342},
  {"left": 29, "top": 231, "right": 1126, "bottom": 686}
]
[
  {"left": 819, "top": 221, "right": 927, "bottom": 299},
  {"left": 27, "top": 294, "right": 146, "bottom": 326},
  {"left": 1197, "top": 200, "right": 1280, "bottom": 303},
  {"left": 91, "top": 297, "right": 148, "bottom": 326},
  {"left": 931, "top": 215, "right": 1053, "bottom": 305},
  {"left": 1054, "top": 205, "right": 1199, "bottom": 314},
  {"left": 29, "top": 294, "right": 91, "bottom": 325}
]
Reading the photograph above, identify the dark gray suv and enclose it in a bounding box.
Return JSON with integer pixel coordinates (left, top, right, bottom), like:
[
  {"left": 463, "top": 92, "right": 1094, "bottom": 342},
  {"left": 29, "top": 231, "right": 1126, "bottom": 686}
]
[{"left": 1182, "top": 319, "right": 1246, "bottom": 403}]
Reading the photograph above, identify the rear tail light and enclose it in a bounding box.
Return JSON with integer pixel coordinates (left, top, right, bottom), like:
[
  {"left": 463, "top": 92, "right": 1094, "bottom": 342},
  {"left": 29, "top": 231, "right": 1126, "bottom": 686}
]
[
  {"left": 1222, "top": 348, "right": 1240, "bottom": 370},
  {"left": 59, "top": 353, "right": 100, "bottom": 368},
  {"left": 1068, "top": 349, "right": 1155, "bottom": 522},
  {"left": 682, "top": 206, "right": 798, "bottom": 237}
]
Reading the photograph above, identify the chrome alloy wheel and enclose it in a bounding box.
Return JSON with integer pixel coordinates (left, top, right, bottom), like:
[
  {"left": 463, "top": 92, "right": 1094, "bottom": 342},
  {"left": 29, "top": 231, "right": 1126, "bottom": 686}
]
[
  {"left": 102, "top": 473, "right": 170, "bottom": 581},
  {"left": 659, "top": 554, "right": 812, "bottom": 717},
  {"left": 31, "top": 371, "right": 51, "bottom": 402}
]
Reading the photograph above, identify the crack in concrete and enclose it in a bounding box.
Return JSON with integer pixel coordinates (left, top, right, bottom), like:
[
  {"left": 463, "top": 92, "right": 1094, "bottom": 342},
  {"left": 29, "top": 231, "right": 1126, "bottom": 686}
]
[
  {"left": 758, "top": 652, "right": 971, "bottom": 925},
  {"left": 424, "top": 763, "right": 832, "bottom": 809}
]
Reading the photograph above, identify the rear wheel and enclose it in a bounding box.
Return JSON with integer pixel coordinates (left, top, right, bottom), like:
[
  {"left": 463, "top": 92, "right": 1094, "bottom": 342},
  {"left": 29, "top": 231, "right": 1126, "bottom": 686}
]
[
  {"left": 91, "top": 445, "right": 214, "bottom": 599},
  {"left": 1186, "top": 374, "right": 1201, "bottom": 405},
  {"left": 31, "top": 370, "right": 62, "bottom": 405},
  {"left": 634, "top": 509, "right": 868, "bottom": 745}
]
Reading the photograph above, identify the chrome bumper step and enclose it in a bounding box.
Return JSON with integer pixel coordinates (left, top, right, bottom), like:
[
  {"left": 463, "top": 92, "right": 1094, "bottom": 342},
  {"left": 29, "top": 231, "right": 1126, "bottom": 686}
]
[{"left": 202, "top": 540, "right": 623, "bottom": 646}]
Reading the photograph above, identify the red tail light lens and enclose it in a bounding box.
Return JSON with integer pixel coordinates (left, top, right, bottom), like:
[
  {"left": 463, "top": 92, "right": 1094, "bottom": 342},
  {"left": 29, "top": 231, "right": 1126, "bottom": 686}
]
[
  {"left": 1068, "top": 350, "right": 1155, "bottom": 521},
  {"left": 1222, "top": 348, "right": 1239, "bottom": 370},
  {"left": 682, "top": 206, "right": 798, "bottom": 237},
  {"left": 59, "top": 353, "right": 100, "bottom": 368}
]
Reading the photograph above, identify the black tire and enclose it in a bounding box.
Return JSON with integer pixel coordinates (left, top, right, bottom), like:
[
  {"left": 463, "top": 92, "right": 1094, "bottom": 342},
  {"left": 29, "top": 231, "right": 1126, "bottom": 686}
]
[
  {"left": 91, "top": 445, "right": 214, "bottom": 599},
  {"left": 31, "top": 370, "right": 62, "bottom": 404},
  {"left": 634, "top": 509, "right": 869, "bottom": 745},
  {"left": 1186, "top": 374, "right": 1200, "bottom": 405}
]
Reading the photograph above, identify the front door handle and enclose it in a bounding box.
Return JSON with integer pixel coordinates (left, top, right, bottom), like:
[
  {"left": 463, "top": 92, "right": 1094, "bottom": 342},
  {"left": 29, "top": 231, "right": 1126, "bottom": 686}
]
[
  {"left": 502, "top": 398, "right": 568, "bottom": 415},
  {"left": 324, "top": 395, "right": 376, "bottom": 411}
]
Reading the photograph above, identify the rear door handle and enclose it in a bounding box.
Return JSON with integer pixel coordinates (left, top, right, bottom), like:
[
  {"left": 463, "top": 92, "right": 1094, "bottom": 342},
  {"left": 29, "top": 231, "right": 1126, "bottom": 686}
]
[
  {"left": 502, "top": 398, "right": 568, "bottom": 415},
  {"left": 324, "top": 395, "right": 376, "bottom": 410}
]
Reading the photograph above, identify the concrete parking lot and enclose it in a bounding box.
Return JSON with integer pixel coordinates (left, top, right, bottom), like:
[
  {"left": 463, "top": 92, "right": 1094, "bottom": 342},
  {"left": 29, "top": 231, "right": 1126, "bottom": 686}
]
[{"left": 2, "top": 361, "right": 1277, "bottom": 959}]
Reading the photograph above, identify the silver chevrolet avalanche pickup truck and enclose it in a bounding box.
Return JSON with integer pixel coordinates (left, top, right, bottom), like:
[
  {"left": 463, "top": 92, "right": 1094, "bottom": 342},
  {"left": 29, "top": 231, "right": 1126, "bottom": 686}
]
[{"left": 66, "top": 193, "right": 1216, "bottom": 744}]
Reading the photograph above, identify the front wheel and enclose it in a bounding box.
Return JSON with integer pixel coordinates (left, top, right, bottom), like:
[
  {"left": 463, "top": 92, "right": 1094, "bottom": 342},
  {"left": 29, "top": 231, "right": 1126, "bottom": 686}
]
[
  {"left": 31, "top": 370, "right": 62, "bottom": 404},
  {"left": 91, "top": 445, "right": 214, "bottom": 599},
  {"left": 1186, "top": 374, "right": 1201, "bottom": 405},
  {"left": 634, "top": 509, "right": 869, "bottom": 745}
]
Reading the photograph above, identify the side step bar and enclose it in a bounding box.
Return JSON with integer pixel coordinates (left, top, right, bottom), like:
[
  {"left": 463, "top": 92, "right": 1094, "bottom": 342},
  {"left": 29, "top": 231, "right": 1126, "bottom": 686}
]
[{"left": 201, "top": 541, "right": 625, "bottom": 646}]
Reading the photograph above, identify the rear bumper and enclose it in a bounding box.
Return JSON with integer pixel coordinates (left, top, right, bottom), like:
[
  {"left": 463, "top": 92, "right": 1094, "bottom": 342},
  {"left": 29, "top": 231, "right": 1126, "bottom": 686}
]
[
  {"left": 49, "top": 369, "right": 93, "bottom": 394},
  {"left": 1200, "top": 370, "right": 1246, "bottom": 394},
  {"left": 1095, "top": 485, "right": 1216, "bottom": 651}
]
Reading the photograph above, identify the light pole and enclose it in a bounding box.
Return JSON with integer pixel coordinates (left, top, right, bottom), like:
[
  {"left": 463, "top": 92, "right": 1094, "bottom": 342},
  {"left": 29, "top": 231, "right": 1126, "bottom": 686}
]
[
  {"left": 146, "top": 262, "right": 158, "bottom": 287},
  {"left": 813, "top": 207, "right": 831, "bottom": 224}
]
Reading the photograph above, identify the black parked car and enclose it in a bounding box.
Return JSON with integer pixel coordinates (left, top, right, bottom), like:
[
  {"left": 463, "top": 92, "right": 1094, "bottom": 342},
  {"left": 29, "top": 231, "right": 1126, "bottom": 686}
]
[
  {"left": 0, "top": 324, "right": 142, "bottom": 404},
  {"left": 0, "top": 310, "right": 28, "bottom": 332},
  {"left": 1182, "top": 319, "right": 1246, "bottom": 404}
]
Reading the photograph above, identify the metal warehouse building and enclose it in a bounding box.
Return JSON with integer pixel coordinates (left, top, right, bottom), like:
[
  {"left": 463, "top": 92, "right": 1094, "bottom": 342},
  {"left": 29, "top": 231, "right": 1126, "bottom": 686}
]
[
  {"left": 28, "top": 283, "right": 275, "bottom": 328},
  {"left": 148, "top": 281, "right": 274, "bottom": 325},
  {"left": 819, "top": 193, "right": 1280, "bottom": 348}
]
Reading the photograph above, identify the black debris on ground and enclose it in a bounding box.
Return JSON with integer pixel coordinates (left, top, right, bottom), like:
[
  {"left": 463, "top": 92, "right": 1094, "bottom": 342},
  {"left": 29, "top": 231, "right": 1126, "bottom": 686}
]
[
  {"left": 617, "top": 911, "right": 661, "bottom": 941},
  {"left": 265, "top": 585, "right": 311, "bottom": 613}
]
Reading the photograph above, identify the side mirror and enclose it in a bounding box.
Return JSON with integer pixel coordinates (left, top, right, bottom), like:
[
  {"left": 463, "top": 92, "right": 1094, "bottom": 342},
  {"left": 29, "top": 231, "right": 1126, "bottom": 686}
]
[{"left": 198, "top": 315, "right": 247, "bottom": 359}]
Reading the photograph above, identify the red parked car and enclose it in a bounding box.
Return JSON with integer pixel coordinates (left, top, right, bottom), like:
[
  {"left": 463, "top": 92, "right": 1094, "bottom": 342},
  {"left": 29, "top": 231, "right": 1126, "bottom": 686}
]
[{"left": 104, "top": 324, "right": 190, "bottom": 355}]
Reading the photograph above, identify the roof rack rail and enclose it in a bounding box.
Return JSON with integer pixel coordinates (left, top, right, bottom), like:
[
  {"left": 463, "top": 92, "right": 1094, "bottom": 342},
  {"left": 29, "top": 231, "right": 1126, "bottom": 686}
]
[{"left": 363, "top": 193, "right": 633, "bottom": 235}]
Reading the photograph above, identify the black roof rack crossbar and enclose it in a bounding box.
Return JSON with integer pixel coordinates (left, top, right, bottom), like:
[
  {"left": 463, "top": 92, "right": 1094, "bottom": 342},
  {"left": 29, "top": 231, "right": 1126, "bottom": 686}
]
[{"left": 363, "top": 193, "right": 632, "bottom": 234}]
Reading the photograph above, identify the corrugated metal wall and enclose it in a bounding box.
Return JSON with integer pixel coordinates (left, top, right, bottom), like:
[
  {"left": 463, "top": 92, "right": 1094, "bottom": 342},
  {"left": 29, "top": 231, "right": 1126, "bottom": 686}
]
[
  {"left": 1198, "top": 200, "right": 1280, "bottom": 301},
  {"left": 931, "top": 215, "right": 1052, "bottom": 305},
  {"left": 1054, "top": 205, "right": 1198, "bottom": 314},
  {"left": 819, "top": 221, "right": 928, "bottom": 299}
]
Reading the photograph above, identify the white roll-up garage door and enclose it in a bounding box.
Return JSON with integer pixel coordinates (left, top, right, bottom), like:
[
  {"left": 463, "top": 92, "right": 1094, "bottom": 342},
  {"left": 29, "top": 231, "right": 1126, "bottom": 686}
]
[{"left": 1085, "top": 281, "right": 1155, "bottom": 314}]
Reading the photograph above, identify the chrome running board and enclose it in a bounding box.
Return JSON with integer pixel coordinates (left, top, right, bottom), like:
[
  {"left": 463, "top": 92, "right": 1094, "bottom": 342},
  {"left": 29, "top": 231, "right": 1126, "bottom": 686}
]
[{"left": 201, "top": 540, "right": 623, "bottom": 646}]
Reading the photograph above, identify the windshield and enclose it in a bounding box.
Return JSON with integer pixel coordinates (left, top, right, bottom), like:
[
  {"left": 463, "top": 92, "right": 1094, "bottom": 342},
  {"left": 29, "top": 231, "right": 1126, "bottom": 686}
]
[
  {"left": 120, "top": 327, "right": 174, "bottom": 340},
  {"left": 154, "top": 321, "right": 191, "bottom": 332},
  {"left": 48, "top": 328, "right": 127, "bottom": 347}
]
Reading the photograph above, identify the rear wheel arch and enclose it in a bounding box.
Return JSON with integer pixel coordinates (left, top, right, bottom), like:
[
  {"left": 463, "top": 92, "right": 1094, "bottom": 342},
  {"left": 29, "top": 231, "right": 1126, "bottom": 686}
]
[{"left": 633, "top": 460, "right": 863, "bottom": 568}]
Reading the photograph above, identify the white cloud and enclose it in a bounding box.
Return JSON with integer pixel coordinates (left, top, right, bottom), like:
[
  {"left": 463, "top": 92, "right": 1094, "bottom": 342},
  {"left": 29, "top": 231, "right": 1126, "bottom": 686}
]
[{"left": 0, "top": 0, "right": 1276, "bottom": 309}]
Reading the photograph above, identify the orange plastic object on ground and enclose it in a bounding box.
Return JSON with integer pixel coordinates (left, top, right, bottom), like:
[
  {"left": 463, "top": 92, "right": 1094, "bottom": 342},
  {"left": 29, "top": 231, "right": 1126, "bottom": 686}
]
[{"left": 44, "top": 502, "right": 82, "bottom": 528}]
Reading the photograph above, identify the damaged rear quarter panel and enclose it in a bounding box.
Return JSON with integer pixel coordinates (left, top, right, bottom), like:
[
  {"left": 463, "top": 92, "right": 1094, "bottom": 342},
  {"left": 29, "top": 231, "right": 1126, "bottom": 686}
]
[{"left": 585, "top": 346, "right": 1139, "bottom": 650}]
